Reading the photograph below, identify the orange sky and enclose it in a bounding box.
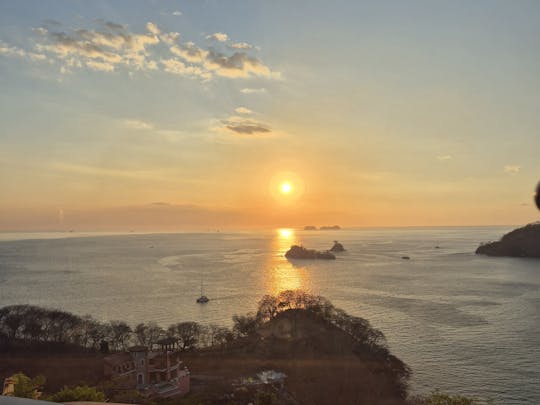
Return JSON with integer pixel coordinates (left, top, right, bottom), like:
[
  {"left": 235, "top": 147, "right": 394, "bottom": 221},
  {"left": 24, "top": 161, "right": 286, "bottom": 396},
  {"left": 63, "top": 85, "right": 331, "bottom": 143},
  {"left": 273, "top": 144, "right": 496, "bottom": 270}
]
[{"left": 0, "top": 2, "right": 539, "bottom": 231}]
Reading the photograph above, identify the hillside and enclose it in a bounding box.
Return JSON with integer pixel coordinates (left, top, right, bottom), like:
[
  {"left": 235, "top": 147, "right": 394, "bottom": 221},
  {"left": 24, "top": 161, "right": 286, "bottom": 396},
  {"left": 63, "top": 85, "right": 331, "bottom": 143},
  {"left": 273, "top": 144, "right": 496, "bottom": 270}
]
[
  {"left": 476, "top": 223, "right": 540, "bottom": 257},
  {"left": 185, "top": 308, "right": 409, "bottom": 405}
]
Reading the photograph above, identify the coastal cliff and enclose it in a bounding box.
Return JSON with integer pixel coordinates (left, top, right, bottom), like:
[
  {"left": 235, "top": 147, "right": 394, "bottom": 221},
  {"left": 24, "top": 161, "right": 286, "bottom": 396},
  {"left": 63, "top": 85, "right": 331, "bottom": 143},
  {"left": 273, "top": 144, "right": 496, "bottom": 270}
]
[{"left": 475, "top": 222, "right": 540, "bottom": 258}]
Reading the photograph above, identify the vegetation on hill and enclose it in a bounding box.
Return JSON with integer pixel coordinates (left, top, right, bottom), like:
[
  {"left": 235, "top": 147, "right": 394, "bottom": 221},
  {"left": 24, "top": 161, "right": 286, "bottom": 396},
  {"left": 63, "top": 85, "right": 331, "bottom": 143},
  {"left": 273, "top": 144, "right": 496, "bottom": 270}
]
[
  {"left": 476, "top": 222, "right": 540, "bottom": 257},
  {"left": 0, "top": 291, "right": 487, "bottom": 404}
]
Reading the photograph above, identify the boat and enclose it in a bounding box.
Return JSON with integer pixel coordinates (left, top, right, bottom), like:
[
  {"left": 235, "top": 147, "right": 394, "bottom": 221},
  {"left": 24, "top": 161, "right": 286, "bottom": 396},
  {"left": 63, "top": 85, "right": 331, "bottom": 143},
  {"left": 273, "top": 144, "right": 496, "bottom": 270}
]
[{"left": 196, "top": 281, "right": 209, "bottom": 303}]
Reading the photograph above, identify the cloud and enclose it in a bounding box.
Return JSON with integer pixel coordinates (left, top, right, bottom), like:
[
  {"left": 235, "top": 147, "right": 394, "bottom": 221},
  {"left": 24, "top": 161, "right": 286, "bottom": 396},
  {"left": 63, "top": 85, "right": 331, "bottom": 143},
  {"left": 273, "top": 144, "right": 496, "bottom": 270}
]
[
  {"left": 146, "top": 22, "right": 161, "bottom": 36},
  {"left": 503, "top": 165, "right": 521, "bottom": 174},
  {"left": 235, "top": 107, "right": 253, "bottom": 115},
  {"left": 34, "top": 23, "right": 161, "bottom": 71},
  {"left": 206, "top": 32, "right": 229, "bottom": 42},
  {"left": 436, "top": 155, "right": 452, "bottom": 161},
  {"left": 159, "top": 31, "right": 180, "bottom": 45},
  {"left": 240, "top": 87, "right": 267, "bottom": 94},
  {"left": 160, "top": 58, "right": 210, "bottom": 80},
  {"left": 86, "top": 59, "right": 115, "bottom": 72},
  {"left": 101, "top": 21, "right": 125, "bottom": 31},
  {"left": 172, "top": 11, "right": 182, "bottom": 16},
  {"left": 205, "top": 50, "right": 275, "bottom": 78},
  {"left": 0, "top": 41, "right": 47, "bottom": 61},
  {"left": 122, "top": 119, "right": 154, "bottom": 130},
  {"left": 170, "top": 44, "right": 276, "bottom": 79},
  {"left": 3, "top": 19, "right": 278, "bottom": 82},
  {"left": 170, "top": 42, "right": 208, "bottom": 64},
  {"left": 220, "top": 115, "right": 271, "bottom": 135},
  {"left": 229, "top": 42, "right": 253, "bottom": 50}
]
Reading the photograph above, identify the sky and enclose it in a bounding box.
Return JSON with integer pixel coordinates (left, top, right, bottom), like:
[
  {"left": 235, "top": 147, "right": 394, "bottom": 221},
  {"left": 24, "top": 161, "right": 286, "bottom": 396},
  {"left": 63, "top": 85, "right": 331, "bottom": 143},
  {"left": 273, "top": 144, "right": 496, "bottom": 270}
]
[{"left": 0, "top": 0, "right": 539, "bottom": 231}]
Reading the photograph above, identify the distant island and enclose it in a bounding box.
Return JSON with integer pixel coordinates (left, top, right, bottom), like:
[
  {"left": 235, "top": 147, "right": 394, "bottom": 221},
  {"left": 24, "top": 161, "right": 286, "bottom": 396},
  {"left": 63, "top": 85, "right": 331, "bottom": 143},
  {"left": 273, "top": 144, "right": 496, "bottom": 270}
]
[
  {"left": 303, "top": 225, "right": 341, "bottom": 230},
  {"left": 285, "top": 245, "right": 336, "bottom": 260},
  {"left": 476, "top": 222, "right": 540, "bottom": 258}
]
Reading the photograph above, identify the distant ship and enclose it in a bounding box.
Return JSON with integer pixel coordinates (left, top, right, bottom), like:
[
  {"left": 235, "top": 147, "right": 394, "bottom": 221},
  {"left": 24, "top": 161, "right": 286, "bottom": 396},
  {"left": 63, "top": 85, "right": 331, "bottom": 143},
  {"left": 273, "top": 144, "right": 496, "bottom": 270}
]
[{"left": 196, "top": 281, "right": 209, "bottom": 303}]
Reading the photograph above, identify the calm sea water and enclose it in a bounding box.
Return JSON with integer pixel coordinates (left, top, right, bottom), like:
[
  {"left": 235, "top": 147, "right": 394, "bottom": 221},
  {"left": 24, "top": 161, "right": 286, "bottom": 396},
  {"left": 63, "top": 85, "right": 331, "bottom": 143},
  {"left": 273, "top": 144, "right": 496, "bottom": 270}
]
[{"left": 0, "top": 227, "right": 538, "bottom": 404}]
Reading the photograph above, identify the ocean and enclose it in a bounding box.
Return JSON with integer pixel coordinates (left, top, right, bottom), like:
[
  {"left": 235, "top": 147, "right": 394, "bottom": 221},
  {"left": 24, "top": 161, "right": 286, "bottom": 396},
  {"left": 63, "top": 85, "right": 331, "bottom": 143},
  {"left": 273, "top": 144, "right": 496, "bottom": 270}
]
[{"left": 0, "top": 227, "right": 538, "bottom": 404}]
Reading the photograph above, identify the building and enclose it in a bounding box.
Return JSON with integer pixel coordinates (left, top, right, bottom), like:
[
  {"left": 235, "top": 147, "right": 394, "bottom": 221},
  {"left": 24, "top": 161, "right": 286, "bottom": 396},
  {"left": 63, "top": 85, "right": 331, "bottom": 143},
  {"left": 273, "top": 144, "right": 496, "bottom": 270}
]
[
  {"left": 2, "top": 377, "right": 15, "bottom": 396},
  {"left": 104, "top": 339, "right": 190, "bottom": 398}
]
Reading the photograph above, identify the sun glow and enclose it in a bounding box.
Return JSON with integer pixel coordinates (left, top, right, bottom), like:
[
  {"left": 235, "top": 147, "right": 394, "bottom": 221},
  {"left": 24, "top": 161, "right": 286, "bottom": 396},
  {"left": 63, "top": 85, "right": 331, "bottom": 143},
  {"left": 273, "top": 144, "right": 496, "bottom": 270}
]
[
  {"left": 268, "top": 171, "right": 304, "bottom": 204},
  {"left": 281, "top": 182, "right": 292, "bottom": 194},
  {"left": 278, "top": 228, "right": 293, "bottom": 239}
]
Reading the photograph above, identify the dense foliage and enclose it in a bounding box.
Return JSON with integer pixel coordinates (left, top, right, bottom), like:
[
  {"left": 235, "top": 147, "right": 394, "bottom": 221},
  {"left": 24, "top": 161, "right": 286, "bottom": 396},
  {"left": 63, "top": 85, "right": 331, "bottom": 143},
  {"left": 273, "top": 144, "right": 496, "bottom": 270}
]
[
  {"left": 0, "top": 290, "right": 405, "bottom": 369},
  {"left": 0, "top": 304, "right": 232, "bottom": 352},
  {"left": 10, "top": 372, "right": 45, "bottom": 399},
  {"left": 1, "top": 292, "right": 490, "bottom": 404},
  {"left": 47, "top": 385, "right": 106, "bottom": 402}
]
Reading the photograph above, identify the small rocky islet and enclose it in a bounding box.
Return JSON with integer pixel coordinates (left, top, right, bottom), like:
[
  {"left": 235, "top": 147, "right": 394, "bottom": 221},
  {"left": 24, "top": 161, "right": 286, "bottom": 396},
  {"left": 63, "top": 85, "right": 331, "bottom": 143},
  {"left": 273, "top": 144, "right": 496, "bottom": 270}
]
[
  {"left": 285, "top": 241, "right": 345, "bottom": 260},
  {"left": 285, "top": 245, "right": 336, "bottom": 260}
]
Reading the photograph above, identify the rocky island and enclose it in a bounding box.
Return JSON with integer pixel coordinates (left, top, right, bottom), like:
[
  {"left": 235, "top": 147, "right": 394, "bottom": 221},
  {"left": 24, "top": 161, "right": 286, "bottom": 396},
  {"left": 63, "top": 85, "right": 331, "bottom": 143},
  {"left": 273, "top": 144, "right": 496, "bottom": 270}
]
[
  {"left": 320, "top": 225, "right": 341, "bottom": 230},
  {"left": 329, "top": 240, "right": 345, "bottom": 252},
  {"left": 475, "top": 222, "right": 540, "bottom": 258},
  {"left": 285, "top": 245, "right": 336, "bottom": 260},
  {"left": 304, "top": 225, "right": 318, "bottom": 230}
]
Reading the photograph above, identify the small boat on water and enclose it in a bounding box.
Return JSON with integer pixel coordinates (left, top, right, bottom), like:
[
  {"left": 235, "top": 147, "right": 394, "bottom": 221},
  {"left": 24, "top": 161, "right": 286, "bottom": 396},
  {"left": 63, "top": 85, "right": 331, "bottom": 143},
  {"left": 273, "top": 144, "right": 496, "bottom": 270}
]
[{"left": 196, "top": 281, "right": 209, "bottom": 303}]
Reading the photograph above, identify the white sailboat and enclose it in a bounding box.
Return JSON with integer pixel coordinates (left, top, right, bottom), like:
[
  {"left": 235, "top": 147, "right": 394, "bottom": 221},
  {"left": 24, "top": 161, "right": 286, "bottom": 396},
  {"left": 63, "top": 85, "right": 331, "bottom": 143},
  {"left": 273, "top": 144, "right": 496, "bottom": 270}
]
[{"left": 196, "top": 280, "right": 209, "bottom": 303}]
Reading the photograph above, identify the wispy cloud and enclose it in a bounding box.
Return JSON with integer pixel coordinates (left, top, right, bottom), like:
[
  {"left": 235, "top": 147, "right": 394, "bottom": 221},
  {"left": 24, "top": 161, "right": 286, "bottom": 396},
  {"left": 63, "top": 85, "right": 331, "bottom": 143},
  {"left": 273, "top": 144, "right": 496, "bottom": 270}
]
[
  {"left": 122, "top": 119, "right": 154, "bottom": 130},
  {"left": 205, "top": 49, "right": 277, "bottom": 78},
  {"left": 0, "top": 19, "right": 278, "bottom": 81},
  {"left": 229, "top": 42, "right": 252, "bottom": 50},
  {"left": 206, "top": 32, "right": 229, "bottom": 42},
  {"left": 240, "top": 87, "right": 267, "bottom": 94},
  {"left": 172, "top": 11, "right": 182, "bottom": 16},
  {"left": 52, "top": 162, "right": 168, "bottom": 181},
  {"left": 0, "top": 41, "right": 47, "bottom": 62},
  {"left": 436, "top": 155, "right": 452, "bottom": 161},
  {"left": 170, "top": 42, "right": 207, "bottom": 64},
  {"left": 86, "top": 59, "right": 115, "bottom": 72},
  {"left": 219, "top": 115, "right": 271, "bottom": 136},
  {"left": 33, "top": 22, "right": 160, "bottom": 72},
  {"left": 146, "top": 22, "right": 160, "bottom": 36},
  {"left": 504, "top": 165, "right": 521, "bottom": 174},
  {"left": 234, "top": 106, "right": 253, "bottom": 115},
  {"left": 160, "top": 58, "right": 210, "bottom": 80}
]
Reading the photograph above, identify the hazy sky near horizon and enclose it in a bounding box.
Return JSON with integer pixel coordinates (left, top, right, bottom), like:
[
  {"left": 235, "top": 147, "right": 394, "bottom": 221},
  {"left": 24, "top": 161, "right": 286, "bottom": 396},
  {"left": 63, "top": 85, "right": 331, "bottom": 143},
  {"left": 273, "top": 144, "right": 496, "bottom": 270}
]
[{"left": 1, "top": 0, "right": 539, "bottom": 230}]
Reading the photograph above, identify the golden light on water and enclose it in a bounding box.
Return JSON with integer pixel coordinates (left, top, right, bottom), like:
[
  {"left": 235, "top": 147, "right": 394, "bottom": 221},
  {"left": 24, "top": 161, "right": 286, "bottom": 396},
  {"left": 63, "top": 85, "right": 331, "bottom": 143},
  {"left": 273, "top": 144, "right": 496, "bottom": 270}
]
[{"left": 264, "top": 228, "right": 311, "bottom": 295}]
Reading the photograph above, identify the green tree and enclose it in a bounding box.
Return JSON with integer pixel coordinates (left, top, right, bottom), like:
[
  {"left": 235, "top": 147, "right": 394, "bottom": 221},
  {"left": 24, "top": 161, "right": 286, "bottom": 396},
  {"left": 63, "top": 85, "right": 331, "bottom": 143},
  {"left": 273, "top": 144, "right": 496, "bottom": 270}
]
[
  {"left": 167, "top": 321, "right": 201, "bottom": 351},
  {"left": 48, "top": 385, "right": 106, "bottom": 402},
  {"left": 254, "top": 390, "right": 278, "bottom": 405},
  {"left": 232, "top": 313, "right": 260, "bottom": 337},
  {"left": 11, "top": 373, "right": 46, "bottom": 399}
]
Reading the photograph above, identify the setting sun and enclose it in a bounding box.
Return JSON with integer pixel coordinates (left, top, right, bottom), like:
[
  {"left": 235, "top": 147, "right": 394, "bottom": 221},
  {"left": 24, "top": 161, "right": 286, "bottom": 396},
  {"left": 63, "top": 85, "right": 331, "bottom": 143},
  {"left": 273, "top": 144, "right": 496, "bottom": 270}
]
[{"left": 281, "top": 182, "right": 292, "bottom": 194}]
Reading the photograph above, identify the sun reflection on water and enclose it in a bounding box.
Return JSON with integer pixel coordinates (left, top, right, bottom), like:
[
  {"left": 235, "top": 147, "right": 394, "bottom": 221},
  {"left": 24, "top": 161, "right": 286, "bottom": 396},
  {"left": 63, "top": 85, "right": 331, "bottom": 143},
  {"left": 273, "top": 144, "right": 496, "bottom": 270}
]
[{"left": 264, "top": 228, "right": 311, "bottom": 295}]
